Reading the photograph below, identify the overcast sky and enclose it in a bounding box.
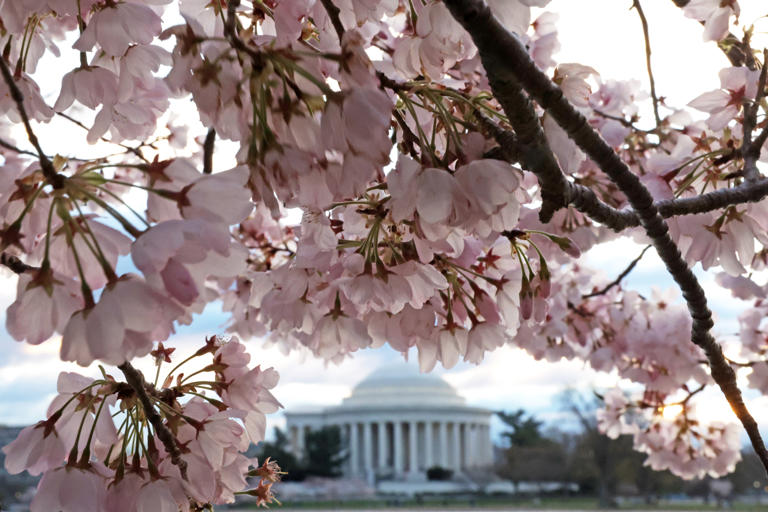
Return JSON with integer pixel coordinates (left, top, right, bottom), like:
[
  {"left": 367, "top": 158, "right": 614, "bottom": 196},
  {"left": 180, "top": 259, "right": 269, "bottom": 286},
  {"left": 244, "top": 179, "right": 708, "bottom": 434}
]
[{"left": 1, "top": 0, "right": 767, "bottom": 442}]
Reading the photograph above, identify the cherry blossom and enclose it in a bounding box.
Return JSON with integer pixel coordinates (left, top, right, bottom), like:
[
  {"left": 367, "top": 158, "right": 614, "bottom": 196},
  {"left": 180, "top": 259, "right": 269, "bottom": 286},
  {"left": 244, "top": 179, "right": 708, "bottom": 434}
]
[
  {"left": 54, "top": 66, "right": 119, "bottom": 111},
  {"left": 74, "top": 2, "right": 164, "bottom": 57},
  {"left": 6, "top": 268, "right": 83, "bottom": 345},
  {"left": 683, "top": 0, "right": 740, "bottom": 42},
  {"left": 688, "top": 66, "right": 758, "bottom": 131},
  {"left": 60, "top": 275, "right": 183, "bottom": 366}
]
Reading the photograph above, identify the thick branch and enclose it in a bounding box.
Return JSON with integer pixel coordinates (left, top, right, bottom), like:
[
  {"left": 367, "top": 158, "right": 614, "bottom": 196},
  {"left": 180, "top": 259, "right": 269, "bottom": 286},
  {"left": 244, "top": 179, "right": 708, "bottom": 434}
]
[
  {"left": 469, "top": 70, "right": 571, "bottom": 222},
  {"left": 118, "top": 362, "right": 188, "bottom": 480},
  {"left": 444, "top": 0, "right": 768, "bottom": 474},
  {"left": 655, "top": 178, "right": 768, "bottom": 218},
  {"left": 0, "top": 58, "right": 63, "bottom": 189},
  {"left": 475, "top": 111, "right": 637, "bottom": 230},
  {"left": 481, "top": 110, "right": 768, "bottom": 230}
]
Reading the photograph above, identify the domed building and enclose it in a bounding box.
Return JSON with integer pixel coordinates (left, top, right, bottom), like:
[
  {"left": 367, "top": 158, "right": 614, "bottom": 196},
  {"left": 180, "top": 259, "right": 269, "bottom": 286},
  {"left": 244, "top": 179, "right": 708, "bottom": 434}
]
[{"left": 284, "top": 364, "right": 494, "bottom": 481}]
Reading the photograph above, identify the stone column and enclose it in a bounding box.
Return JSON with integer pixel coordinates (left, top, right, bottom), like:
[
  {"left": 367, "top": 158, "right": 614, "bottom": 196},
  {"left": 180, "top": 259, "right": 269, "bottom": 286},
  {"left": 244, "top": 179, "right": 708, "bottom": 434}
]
[
  {"left": 439, "top": 421, "right": 448, "bottom": 467},
  {"left": 424, "top": 420, "right": 433, "bottom": 469},
  {"left": 463, "top": 423, "right": 472, "bottom": 469},
  {"left": 451, "top": 422, "right": 460, "bottom": 470},
  {"left": 296, "top": 424, "right": 305, "bottom": 459},
  {"left": 377, "top": 421, "right": 387, "bottom": 470},
  {"left": 349, "top": 422, "right": 359, "bottom": 475},
  {"left": 393, "top": 421, "right": 404, "bottom": 475},
  {"left": 486, "top": 425, "right": 495, "bottom": 466},
  {"left": 408, "top": 420, "right": 418, "bottom": 473},
  {"left": 363, "top": 421, "right": 373, "bottom": 472}
]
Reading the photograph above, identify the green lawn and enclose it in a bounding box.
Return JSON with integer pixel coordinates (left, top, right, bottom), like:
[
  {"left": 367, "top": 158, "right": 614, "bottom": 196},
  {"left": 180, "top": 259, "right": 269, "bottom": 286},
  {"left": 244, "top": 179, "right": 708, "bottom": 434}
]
[{"left": 238, "top": 496, "right": 767, "bottom": 510}]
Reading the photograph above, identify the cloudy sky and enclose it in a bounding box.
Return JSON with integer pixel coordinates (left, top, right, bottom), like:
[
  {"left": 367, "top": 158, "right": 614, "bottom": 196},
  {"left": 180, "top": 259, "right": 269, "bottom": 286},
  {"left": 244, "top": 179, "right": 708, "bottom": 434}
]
[{"left": 1, "top": 0, "right": 767, "bottom": 442}]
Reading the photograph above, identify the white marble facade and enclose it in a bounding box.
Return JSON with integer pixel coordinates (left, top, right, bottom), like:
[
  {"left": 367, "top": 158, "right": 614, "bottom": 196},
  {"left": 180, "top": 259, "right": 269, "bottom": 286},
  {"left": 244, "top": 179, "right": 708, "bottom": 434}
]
[{"left": 285, "top": 364, "right": 494, "bottom": 480}]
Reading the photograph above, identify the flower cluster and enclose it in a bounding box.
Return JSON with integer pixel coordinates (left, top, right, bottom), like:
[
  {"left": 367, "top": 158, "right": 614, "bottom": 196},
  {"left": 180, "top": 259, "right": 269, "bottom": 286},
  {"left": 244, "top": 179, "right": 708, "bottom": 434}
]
[{"left": 3, "top": 336, "right": 281, "bottom": 511}]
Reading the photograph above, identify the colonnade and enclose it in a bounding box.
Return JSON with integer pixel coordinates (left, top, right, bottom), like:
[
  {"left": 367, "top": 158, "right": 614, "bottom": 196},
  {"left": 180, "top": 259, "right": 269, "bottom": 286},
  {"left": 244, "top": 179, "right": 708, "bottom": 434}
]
[{"left": 290, "top": 418, "right": 493, "bottom": 477}]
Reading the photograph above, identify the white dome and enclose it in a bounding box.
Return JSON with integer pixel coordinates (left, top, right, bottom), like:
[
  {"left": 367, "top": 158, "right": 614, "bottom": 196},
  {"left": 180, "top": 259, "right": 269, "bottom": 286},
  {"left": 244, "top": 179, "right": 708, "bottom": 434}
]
[{"left": 336, "top": 363, "right": 466, "bottom": 409}]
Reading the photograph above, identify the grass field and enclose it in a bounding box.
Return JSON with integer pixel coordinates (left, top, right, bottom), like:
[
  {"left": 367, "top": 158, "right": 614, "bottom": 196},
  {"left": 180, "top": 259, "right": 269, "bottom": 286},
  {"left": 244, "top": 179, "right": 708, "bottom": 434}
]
[{"left": 234, "top": 496, "right": 767, "bottom": 511}]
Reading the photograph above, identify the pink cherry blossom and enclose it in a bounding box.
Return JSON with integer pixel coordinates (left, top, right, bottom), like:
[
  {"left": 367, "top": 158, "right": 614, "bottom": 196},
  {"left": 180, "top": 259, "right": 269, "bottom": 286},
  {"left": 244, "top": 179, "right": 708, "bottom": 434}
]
[
  {"left": 74, "top": 2, "right": 163, "bottom": 57},
  {"left": 683, "top": 0, "right": 739, "bottom": 41},
  {"left": 60, "top": 275, "right": 183, "bottom": 366},
  {"left": 31, "top": 464, "right": 111, "bottom": 512},
  {"left": 6, "top": 268, "right": 83, "bottom": 345},
  {"left": 689, "top": 66, "right": 758, "bottom": 131},
  {"left": 2, "top": 421, "right": 67, "bottom": 476},
  {"left": 54, "top": 66, "right": 118, "bottom": 111},
  {"left": 131, "top": 219, "right": 239, "bottom": 305}
]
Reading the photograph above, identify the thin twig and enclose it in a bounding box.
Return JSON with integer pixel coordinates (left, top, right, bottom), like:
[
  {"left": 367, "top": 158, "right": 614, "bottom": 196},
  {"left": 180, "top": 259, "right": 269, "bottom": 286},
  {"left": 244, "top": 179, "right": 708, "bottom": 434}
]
[
  {"left": 0, "top": 137, "right": 38, "bottom": 157},
  {"left": 118, "top": 362, "right": 188, "bottom": 480},
  {"left": 0, "top": 58, "right": 63, "bottom": 188},
  {"left": 392, "top": 109, "right": 420, "bottom": 160},
  {"left": 224, "top": 0, "right": 262, "bottom": 64},
  {"left": 742, "top": 49, "right": 768, "bottom": 182},
  {"left": 582, "top": 245, "right": 652, "bottom": 299},
  {"left": 202, "top": 128, "right": 216, "bottom": 175},
  {"left": 632, "top": 0, "right": 662, "bottom": 128},
  {"left": 755, "top": 123, "right": 768, "bottom": 156},
  {"left": 444, "top": 0, "right": 768, "bottom": 476},
  {"left": 55, "top": 112, "right": 149, "bottom": 163}
]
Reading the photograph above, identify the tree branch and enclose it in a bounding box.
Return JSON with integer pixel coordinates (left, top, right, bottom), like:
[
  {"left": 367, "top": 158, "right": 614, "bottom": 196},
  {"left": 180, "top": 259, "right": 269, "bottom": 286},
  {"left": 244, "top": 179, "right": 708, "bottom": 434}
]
[
  {"left": 0, "top": 252, "right": 34, "bottom": 274},
  {"left": 479, "top": 109, "right": 768, "bottom": 230},
  {"left": 319, "top": 0, "right": 345, "bottom": 41},
  {"left": 632, "top": 0, "right": 662, "bottom": 128},
  {"left": 474, "top": 110, "right": 638, "bottom": 230},
  {"left": 654, "top": 178, "right": 768, "bottom": 219},
  {"left": 0, "top": 58, "right": 63, "bottom": 189},
  {"left": 444, "top": 0, "right": 768, "bottom": 475},
  {"left": 55, "top": 112, "right": 150, "bottom": 163},
  {"left": 202, "top": 128, "right": 216, "bottom": 175},
  {"left": 742, "top": 49, "right": 767, "bottom": 182},
  {"left": 0, "top": 137, "right": 38, "bottom": 158},
  {"left": 118, "top": 361, "right": 188, "bottom": 480},
  {"left": 224, "top": 0, "right": 262, "bottom": 64},
  {"left": 467, "top": 64, "right": 571, "bottom": 222},
  {"left": 582, "top": 245, "right": 651, "bottom": 299}
]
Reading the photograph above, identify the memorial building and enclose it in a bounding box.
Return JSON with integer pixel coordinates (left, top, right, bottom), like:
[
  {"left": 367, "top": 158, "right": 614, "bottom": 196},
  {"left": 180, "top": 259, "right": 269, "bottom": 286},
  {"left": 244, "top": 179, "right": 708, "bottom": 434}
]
[{"left": 284, "top": 364, "right": 494, "bottom": 481}]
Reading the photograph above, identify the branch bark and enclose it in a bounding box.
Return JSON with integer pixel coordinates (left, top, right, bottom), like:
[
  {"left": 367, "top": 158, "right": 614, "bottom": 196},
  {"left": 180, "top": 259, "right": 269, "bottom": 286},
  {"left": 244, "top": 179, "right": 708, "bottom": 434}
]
[
  {"left": 477, "top": 110, "right": 768, "bottom": 231},
  {"left": 202, "top": 128, "right": 216, "bottom": 175},
  {"left": 474, "top": 66, "right": 571, "bottom": 223},
  {"left": 319, "top": 0, "right": 345, "bottom": 40},
  {"left": 444, "top": 0, "right": 768, "bottom": 474},
  {"left": 118, "top": 361, "right": 188, "bottom": 480},
  {"left": 0, "top": 252, "right": 34, "bottom": 274}
]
